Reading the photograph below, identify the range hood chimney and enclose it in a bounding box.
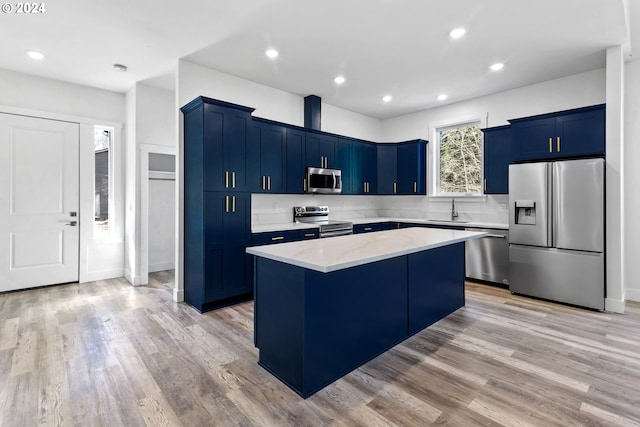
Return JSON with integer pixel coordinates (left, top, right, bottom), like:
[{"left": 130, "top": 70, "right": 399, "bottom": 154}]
[{"left": 304, "top": 95, "right": 321, "bottom": 131}]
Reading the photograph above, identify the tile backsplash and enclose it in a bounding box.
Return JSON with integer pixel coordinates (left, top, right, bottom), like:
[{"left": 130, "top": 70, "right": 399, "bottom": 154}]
[{"left": 252, "top": 193, "right": 509, "bottom": 226}]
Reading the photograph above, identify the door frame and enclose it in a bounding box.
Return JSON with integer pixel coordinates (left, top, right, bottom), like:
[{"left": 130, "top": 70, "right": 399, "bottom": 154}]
[{"left": 139, "top": 143, "right": 176, "bottom": 286}]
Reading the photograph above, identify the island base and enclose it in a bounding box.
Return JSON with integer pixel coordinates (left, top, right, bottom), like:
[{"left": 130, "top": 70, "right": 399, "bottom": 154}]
[{"left": 254, "top": 242, "right": 465, "bottom": 398}]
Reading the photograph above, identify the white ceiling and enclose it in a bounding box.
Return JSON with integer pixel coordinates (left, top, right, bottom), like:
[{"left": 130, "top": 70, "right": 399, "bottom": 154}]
[{"left": 0, "top": 0, "right": 635, "bottom": 119}]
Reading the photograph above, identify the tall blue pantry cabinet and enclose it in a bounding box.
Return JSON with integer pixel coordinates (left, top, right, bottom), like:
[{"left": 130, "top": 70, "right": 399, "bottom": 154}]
[{"left": 182, "top": 97, "right": 254, "bottom": 312}]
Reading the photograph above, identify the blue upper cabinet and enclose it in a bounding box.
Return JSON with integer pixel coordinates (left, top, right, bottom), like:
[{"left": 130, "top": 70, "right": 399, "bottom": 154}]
[
  {"left": 510, "top": 104, "right": 605, "bottom": 161},
  {"left": 285, "top": 127, "right": 306, "bottom": 194},
  {"left": 306, "top": 132, "right": 336, "bottom": 168},
  {"left": 397, "top": 140, "right": 426, "bottom": 194},
  {"left": 377, "top": 144, "right": 398, "bottom": 195},
  {"left": 251, "top": 120, "right": 286, "bottom": 193},
  {"left": 335, "top": 137, "right": 353, "bottom": 194},
  {"left": 352, "top": 141, "right": 377, "bottom": 194},
  {"left": 201, "top": 102, "right": 255, "bottom": 192},
  {"left": 482, "top": 125, "right": 511, "bottom": 194},
  {"left": 377, "top": 140, "right": 427, "bottom": 195}
]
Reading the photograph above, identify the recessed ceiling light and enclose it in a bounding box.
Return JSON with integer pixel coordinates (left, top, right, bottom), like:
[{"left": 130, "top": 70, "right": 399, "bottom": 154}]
[
  {"left": 449, "top": 28, "right": 466, "bottom": 39},
  {"left": 334, "top": 76, "right": 345, "bottom": 85},
  {"left": 489, "top": 63, "right": 504, "bottom": 71},
  {"left": 382, "top": 95, "right": 392, "bottom": 103},
  {"left": 113, "top": 63, "right": 128, "bottom": 72},
  {"left": 26, "top": 50, "right": 44, "bottom": 60},
  {"left": 266, "top": 49, "right": 279, "bottom": 59},
  {"left": 437, "top": 94, "right": 448, "bottom": 101}
]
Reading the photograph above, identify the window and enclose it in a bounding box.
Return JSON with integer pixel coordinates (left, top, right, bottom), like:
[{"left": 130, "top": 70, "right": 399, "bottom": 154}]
[
  {"left": 435, "top": 121, "right": 482, "bottom": 195},
  {"left": 94, "top": 126, "right": 112, "bottom": 234}
]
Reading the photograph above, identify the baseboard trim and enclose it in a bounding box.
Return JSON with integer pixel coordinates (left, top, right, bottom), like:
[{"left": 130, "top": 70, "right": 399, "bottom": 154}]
[
  {"left": 624, "top": 288, "right": 640, "bottom": 303},
  {"left": 81, "top": 269, "right": 124, "bottom": 283},
  {"left": 124, "top": 269, "right": 141, "bottom": 286},
  {"left": 173, "top": 288, "right": 184, "bottom": 302},
  {"left": 605, "top": 297, "right": 626, "bottom": 314},
  {"left": 149, "top": 262, "right": 175, "bottom": 273}
]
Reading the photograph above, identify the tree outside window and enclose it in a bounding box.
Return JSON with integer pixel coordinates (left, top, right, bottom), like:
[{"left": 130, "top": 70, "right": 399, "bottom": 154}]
[{"left": 437, "top": 122, "right": 482, "bottom": 195}]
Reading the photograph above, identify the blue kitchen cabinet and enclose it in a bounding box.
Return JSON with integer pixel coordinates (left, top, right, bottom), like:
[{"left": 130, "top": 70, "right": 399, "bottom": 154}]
[
  {"left": 182, "top": 97, "right": 254, "bottom": 312},
  {"left": 353, "top": 222, "right": 398, "bottom": 234},
  {"left": 306, "top": 132, "right": 336, "bottom": 168},
  {"left": 377, "top": 144, "right": 398, "bottom": 195},
  {"left": 201, "top": 101, "right": 255, "bottom": 192},
  {"left": 336, "top": 137, "right": 353, "bottom": 194},
  {"left": 285, "top": 127, "right": 306, "bottom": 194},
  {"left": 397, "top": 140, "right": 426, "bottom": 194},
  {"left": 377, "top": 140, "right": 427, "bottom": 195},
  {"left": 250, "top": 120, "right": 286, "bottom": 193},
  {"left": 352, "top": 141, "right": 377, "bottom": 194},
  {"left": 510, "top": 104, "right": 605, "bottom": 161},
  {"left": 482, "top": 125, "right": 511, "bottom": 194},
  {"left": 252, "top": 228, "right": 319, "bottom": 246}
]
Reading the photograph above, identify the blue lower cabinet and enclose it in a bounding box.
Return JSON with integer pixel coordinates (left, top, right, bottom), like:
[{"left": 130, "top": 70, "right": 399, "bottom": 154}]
[
  {"left": 353, "top": 222, "right": 398, "bottom": 234},
  {"left": 254, "top": 243, "right": 466, "bottom": 398},
  {"left": 251, "top": 229, "right": 319, "bottom": 246}
]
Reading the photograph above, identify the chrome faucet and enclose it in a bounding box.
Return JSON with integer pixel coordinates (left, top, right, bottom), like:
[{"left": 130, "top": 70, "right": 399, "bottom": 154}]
[{"left": 451, "top": 198, "right": 458, "bottom": 221}]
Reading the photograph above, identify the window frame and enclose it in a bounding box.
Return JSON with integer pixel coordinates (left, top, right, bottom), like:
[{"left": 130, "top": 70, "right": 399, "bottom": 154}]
[
  {"left": 430, "top": 118, "right": 485, "bottom": 198},
  {"left": 93, "top": 125, "right": 115, "bottom": 237}
]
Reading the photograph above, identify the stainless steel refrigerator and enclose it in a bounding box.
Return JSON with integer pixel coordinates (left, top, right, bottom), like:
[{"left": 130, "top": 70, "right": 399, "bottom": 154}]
[{"left": 508, "top": 158, "right": 605, "bottom": 310}]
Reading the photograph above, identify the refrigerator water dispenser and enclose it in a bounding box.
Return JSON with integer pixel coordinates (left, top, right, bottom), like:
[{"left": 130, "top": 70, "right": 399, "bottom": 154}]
[{"left": 514, "top": 200, "right": 536, "bottom": 225}]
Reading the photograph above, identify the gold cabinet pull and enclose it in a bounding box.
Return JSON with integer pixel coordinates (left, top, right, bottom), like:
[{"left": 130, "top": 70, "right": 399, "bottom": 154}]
[
  {"left": 267, "top": 175, "right": 271, "bottom": 190},
  {"left": 271, "top": 236, "right": 284, "bottom": 241},
  {"left": 232, "top": 171, "right": 236, "bottom": 188},
  {"left": 393, "top": 182, "right": 397, "bottom": 193},
  {"left": 225, "top": 195, "right": 229, "bottom": 212},
  {"left": 484, "top": 179, "right": 487, "bottom": 192},
  {"left": 364, "top": 227, "right": 373, "bottom": 231},
  {"left": 304, "top": 233, "right": 315, "bottom": 237},
  {"left": 262, "top": 176, "right": 266, "bottom": 190},
  {"left": 414, "top": 181, "right": 417, "bottom": 193},
  {"left": 232, "top": 196, "right": 236, "bottom": 213},
  {"left": 303, "top": 178, "right": 307, "bottom": 192},
  {"left": 364, "top": 182, "right": 367, "bottom": 193},
  {"left": 549, "top": 138, "right": 553, "bottom": 153},
  {"left": 225, "top": 171, "right": 229, "bottom": 188},
  {"left": 557, "top": 136, "right": 561, "bottom": 152}
]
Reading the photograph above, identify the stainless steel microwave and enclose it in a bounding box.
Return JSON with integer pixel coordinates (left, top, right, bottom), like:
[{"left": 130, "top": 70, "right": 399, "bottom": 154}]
[{"left": 306, "top": 167, "right": 342, "bottom": 194}]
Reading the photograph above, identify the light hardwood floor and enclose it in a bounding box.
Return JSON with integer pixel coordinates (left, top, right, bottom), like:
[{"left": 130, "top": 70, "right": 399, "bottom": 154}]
[{"left": 1, "top": 272, "right": 639, "bottom": 426}]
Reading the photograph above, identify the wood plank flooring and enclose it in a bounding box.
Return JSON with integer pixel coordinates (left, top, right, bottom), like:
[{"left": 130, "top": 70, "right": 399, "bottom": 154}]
[{"left": 1, "top": 272, "right": 639, "bottom": 426}]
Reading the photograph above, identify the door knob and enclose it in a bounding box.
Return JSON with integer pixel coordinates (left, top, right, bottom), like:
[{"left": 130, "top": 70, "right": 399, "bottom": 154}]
[{"left": 65, "top": 221, "right": 78, "bottom": 226}]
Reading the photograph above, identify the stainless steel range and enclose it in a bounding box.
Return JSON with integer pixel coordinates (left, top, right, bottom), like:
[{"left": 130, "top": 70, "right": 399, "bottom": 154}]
[{"left": 293, "top": 206, "right": 353, "bottom": 238}]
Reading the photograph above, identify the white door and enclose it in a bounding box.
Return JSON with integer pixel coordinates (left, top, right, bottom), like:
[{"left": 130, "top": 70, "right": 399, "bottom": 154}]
[{"left": 0, "top": 113, "right": 80, "bottom": 291}]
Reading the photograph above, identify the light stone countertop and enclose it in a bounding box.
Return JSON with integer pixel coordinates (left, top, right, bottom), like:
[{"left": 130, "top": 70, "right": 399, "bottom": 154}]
[
  {"left": 251, "top": 217, "right": 507, "bottom": 233},
  {"left": 246, "top": 227, "right": 487, "bottom": 273}
]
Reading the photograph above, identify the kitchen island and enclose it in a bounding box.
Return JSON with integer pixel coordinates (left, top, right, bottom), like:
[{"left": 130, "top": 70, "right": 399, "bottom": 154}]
[{"left": 246, "top": 227, "right": 486, "bottom": 398}]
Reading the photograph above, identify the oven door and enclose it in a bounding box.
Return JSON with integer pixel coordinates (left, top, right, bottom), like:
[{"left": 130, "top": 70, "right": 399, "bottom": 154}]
[{"left": 307, "top": 167, "right": 342, "bottom": 194}]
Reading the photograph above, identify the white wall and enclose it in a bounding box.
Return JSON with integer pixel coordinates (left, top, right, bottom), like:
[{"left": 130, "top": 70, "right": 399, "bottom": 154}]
[
  {"left": 624, "top": 58, "right": 640, "bottom": 301},
  {"left": 148, "top": 178, "right": 176, "bottom": 272},
  {"left": 124, "top": 83, "right": 176, "bottom": 285},
  {"left": 0, "top": 68, "right": 126, "bottom": 283}
]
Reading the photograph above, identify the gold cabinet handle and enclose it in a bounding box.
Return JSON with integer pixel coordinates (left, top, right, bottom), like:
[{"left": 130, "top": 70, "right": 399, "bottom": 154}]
[
  {"left": 484, "top": 179, "right": 487, "bottom": 192},
  {"left": 414, "top": 181, "right": 417, "bottom": 193},
  {"left": 549, "top": 138, "right": 553, "bottom": 153},
  {"left": 304, "top": 233, "right": 315, "bottom": 237},
  {"left": 232, "top": 171, "right": 236, "bottom": 188},
  {"left": 303, "top": 178, "right": 307, "bottom": 192},
  {"left": 557, "top": 136, "right": 561, "bottom": 152},
  {"left": 262, "top": 176, "right": 266, "bottom": 190},
  {"left": 364, "top": 227, "right": 373, "bottom": 231},
  {"left": 267, "top": 175, "right": 271, "bottom": 190},
  {"left": 393, "top": 182, "right": 397, "bottom": 193},
  {"left": 364, "top": 182, "right": 367, "bottom": 193},
  {"left": 232, "top": 196, "right": 236, "bottom": 213},
  {"left": 225, "top": 195, "right": 229, "bottom": 212},
  {"left": 225, "top": 171, "right": 229, "bottom": 188},
  {"left": 271, "top": 236, "right": 284, "bottom": 241}
]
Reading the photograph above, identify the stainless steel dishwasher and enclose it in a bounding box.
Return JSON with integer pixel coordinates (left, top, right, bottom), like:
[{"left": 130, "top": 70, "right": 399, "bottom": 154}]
[{"left": 465, "top": 228, "right": 509, "bottom": 285}]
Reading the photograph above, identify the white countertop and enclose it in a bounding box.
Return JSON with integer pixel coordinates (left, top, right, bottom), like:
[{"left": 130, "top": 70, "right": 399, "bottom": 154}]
[
  {"left": 251, "top": 217, "right": 507, "bottom": 233},
  {"left": 246, "top": 227, "right": 487, "bottom": 273}
]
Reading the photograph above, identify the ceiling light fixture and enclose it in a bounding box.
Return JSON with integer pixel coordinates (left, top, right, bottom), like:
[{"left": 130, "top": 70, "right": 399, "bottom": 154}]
[
  {"left": 265, "top": 49, "right": 279, "bottom": 59},
  {"left": 382, "top": 95, "right": 392, "bottom": 103},
  {"left": 489, "top": 63, "right": 504, "bottom": 71},
  {"left": 334, "top": 76, "right": 345, "bottom": 85},
  {"left": 26, "top": 50, "right": 44, "bottom": 60},
  {"left": 437, "top": 94, "right": 448, "bottom": 101},
  {"left": 449, "top": 28, "right": 466, "bottom": 39},
  {"left": 113, "top": 63, "right": 128, "bottom": 72}
]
